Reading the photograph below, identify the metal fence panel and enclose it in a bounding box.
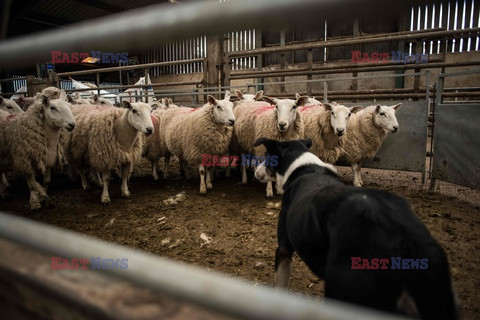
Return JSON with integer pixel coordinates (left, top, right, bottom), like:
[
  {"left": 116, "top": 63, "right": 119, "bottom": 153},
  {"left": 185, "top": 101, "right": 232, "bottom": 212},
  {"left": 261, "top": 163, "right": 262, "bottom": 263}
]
[
  {"left": 344, "top": 100, "right": 428, "bottom": 172},
  {"left": 432, "top": 103, "right": 480, "bottom": 190}
]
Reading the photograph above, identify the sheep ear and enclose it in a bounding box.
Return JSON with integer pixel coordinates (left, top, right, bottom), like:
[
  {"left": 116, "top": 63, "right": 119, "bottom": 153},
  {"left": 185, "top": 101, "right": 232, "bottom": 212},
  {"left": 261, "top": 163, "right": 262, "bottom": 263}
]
[
  {"left": 122, "top": 101, "right": 132, "bottom": 109},
  {"left": 295, "top": 93, "right": 301, "bottom": 100},
  {"left": 296, "top": 96, "right": 309, "bottom": 107},
  {"left": 93, "top": 94, "right": 99, "bottom": 102},
  {"left": 375, "top": 105, "right": 382, "bottom": 113},
  {"left": 323, "top": 103, "right": 333, "bottom": 111},
  {"left": 40, "top": 94, "right": 49, "bottom": 106},
  {"left": 0, "top": 96, "right": 4, "bottom": 105},
  {"left": 255, "top": 90, "right": 264, "bottom": 100},
  {"left": 391, "top": 103, "right": 402, "bottom": 110},
  {"left": 67, "top": 94, "right": 74, "bottom": 103},
  {"left": 207, "top": 95, "right": 217, "bottom": 105},
  {"left": 75, "top": 92, "right": 81, "bottom": 99},
  {"left": 168, "top": 98, "right": 173, "bottom": 104},
  {"left": 165, "top": 98, "right": 170, "bottom": 107},
  {"left": 262, "top": 96, "right": 277, "bottom": 105},
  {"left": 224, "top": 90, "right": 231, "bottom": 101},
  {"left": 235, "top": 90, "right": 243, "bottom": 99},
  {"left": 299, "top": 138, "right": 312, "bottom": 149},
  {"left": 350, "top": 106, "right": 363, "bottom": 113}
]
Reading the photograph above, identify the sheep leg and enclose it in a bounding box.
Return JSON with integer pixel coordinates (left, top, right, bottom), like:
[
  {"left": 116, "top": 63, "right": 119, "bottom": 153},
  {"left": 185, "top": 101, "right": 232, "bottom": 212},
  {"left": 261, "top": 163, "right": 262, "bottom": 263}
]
[
  {"left": 351, "top": 163, "right": 363, "bottom": 187},
  {"left": 199, "top": 164, "right": 207, "bottom": 195},
  {"left": 152, "top": 160, "right": 159, "bottom": 181},
  {"left": 43, "top": 167, "right": 51, "bottom": 191},
  {"left": 120, "top": 166, "right": 131, "bottom": 198},
  {"left": 266, "top": 181, "right": 274, "bottom": 199},
  {"left": 100, "top": 171, "right": 111, "bottom": 205},
  {"left": 206, "top": 167, "right": 213, "bottom": 189},
  {"left": 0, "top": 174, "right": 9, "bottom": 199},
  {"left": 79, "top": 170, "right": 90, "bottom": 191},
  {"left": 25, "top": 174, "right": 43, "bottom": 210},
  {"left": 2, "top": 174, "right": 10, "bottom": 187},
  {"left": 182, "top": 160, "right": 191, "bottom": 180},
  {"left": 93, "top": 170, "right": 103, "bottom": 187},
  {"left": 225, "top": 159, "right": 231, "bottom": 178},
  {"left": 241, "top": 165, "right": 248, "bottom": 185},
  {"left": 210, "top": 166, "right": 216, "bottom": 182},
  {"left": 357, "top": 161, "right": 364, "bottom": 185},
  {"left": 163, "top": 154, "right": 170, "bottom": 179}
]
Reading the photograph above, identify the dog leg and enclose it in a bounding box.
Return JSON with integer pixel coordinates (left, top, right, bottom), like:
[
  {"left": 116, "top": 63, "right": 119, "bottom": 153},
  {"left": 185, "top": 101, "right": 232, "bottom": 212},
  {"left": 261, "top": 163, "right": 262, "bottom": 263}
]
[
  {"left": 275, "top": 247, "right": 293, "bottom": 288},
  {"left": 266, "top": 181, "right": 274, "bottom": 198}
]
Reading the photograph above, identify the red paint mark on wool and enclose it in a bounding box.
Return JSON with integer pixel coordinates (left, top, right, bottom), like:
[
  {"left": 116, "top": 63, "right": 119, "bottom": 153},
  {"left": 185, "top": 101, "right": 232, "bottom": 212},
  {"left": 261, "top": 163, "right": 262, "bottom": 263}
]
[
  {"left": 151, "top": 115, "right": 158, "bottom": 125},
  {"left": 254, "top": 105, "right": 275, "bottom": 115},
  {"left": 0, "top": 114, "right": 16, "bottom": 122},
  {"left": 299, "top": 105, "right": 321, "bottom": 113}
]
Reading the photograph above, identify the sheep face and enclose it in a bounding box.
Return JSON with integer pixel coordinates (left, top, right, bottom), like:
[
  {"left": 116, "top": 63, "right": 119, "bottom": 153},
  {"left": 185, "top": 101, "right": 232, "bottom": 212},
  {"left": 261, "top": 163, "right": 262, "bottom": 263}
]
[
  {"left": 263, "top": 96, "right": 308, "bottom": 132},
  {"left": 235, "top": 90, "right": 263, "bottom": 102},
  {"left": 324, "top": 103, "right": 352, "bottom": 137},
  {"left": 90, "top": 94, "right": 114, "bottom": 107},
  {"left": 0, "top": 96, "right": 24, "bottom": 115},
  {"left": 373, "top": 103, "right": 401, "bottom": 133},
  {"left": 41, "top": 96, "right": 76, "bottom": 131},
  {"left": 123, "top": 101, "right": 154, "bottom": 135},
  {"left": 208, "top": 91, "right": 235, "bottom": 126}
]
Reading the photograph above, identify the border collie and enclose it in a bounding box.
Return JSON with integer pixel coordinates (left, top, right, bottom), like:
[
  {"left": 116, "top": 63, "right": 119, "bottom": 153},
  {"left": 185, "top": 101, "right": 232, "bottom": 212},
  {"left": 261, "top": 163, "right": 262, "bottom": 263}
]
[{"left": 253, "top": 137, "right": 458, "bottom": 320}]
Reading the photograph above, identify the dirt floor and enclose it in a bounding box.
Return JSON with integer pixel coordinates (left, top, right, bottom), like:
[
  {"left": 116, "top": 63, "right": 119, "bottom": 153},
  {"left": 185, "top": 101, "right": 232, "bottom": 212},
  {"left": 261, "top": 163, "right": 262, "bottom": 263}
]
[{"left": 1, "top": 159, "right": 479, "bottom": 319}]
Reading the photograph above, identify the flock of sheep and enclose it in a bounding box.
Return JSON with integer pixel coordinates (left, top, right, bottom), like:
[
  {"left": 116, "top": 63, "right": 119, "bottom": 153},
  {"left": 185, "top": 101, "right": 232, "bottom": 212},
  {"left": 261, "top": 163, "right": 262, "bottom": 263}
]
[{"left": 0, "top": 85, "right": 401, "bottom": 209}]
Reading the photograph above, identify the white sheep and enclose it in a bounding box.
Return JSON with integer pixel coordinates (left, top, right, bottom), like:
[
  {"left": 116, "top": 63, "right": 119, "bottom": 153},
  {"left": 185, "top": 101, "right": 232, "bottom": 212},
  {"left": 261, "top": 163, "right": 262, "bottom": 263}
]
[
  {"left": 165, "top": 91, "right": 234, "bottom": 194},
  {"left": 295, "top": 93, "right": 322, "bottom": 106},
  {"left": 67, "top": 101, "right": 153, "bottom": 204},
  {"left": 0, "top": 95, "right": 76, "bottom": 209},
  {"left": 89, "top": 93, "right": 115, "bottom": 107},
  {"left": 235, "top": 90, "right": 264, "bottom": 102},
  {"left": 253, "top": 96, "right": 308, "bottom": 197},
  {"left": 301, "top": 102, "right": 362, "bottom": 164},
  {"left": 339, "top": 103, "right": 401, "bottom": 187},
  {"left": 0, "top": 96, "right": 24, "bottom": 115},
  {"left": 41, "top": 86, "right": 68, "bottom": 101},
  {"left": 67, "top": 92, "right": 92, "bottom": 105}
]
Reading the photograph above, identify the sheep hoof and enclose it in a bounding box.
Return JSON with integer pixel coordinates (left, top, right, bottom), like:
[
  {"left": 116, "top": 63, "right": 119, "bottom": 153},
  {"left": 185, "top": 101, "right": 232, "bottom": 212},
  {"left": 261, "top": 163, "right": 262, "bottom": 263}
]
[
  {"left": 206, "top": 182, "right": 213, "bottom": 189},
  {"left": 266, "top": 195, "right": 274, "bottom": 199},
  {"left": 122, "top": 192, "right": 131, "bottom": 199},
  {"left": 353, "top": 182, "right": 362, "bottom": 187},
  {"left": 82, "top": 183, "right": 90, "bottom": 191},
  {"left": 101, "top": 197, "right": 111, "bottom": 205},
  {"left": 43, "top": 198, "right": 55, "bottom": 209},
  {"left": 30, "top": 202, "right": 42, "bottom": 210}
]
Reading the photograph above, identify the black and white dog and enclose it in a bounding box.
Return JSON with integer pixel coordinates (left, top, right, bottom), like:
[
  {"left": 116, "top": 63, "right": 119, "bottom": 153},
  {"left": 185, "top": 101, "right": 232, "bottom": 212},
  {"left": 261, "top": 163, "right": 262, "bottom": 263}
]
[{"left": 253, "top": 137, "right": 458, "bottom": 320}]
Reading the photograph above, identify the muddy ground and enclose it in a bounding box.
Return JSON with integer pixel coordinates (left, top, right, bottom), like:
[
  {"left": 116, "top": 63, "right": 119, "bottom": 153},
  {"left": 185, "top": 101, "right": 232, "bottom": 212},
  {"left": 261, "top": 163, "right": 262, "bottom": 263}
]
[{"left": 1, "top": 159, "right": 479, "bottom": 319}]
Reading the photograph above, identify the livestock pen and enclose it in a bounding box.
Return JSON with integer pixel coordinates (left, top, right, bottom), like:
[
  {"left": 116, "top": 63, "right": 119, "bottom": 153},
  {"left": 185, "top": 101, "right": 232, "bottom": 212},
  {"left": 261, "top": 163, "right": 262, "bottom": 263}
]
[{"left": 0, "top": 0, "right": 479, "bottom": 319}]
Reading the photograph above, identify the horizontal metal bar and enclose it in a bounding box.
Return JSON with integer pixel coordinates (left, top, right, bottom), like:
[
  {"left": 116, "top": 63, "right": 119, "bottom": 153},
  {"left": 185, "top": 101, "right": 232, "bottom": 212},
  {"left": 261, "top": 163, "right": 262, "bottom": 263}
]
[
  {"left": 0, "top": 77, "right": 27, "bottom": 82},
  {"left": 228, "top": 27, "right": 480, "bottom": 58},
  {"left": 0, "top": 212, "right": 407, "bottom": 320},
  {"left": 231, "top": 61, "right": 480, "bottom": 80},
  {"left": 438, "top": 68, "right": 480, "bottom": 79},
  {"left": 0, "top": 91, "right": 27, "bottom": 96},
  {"left": 57, "top": 59, "right": 204, "bottom": 77},
  {"left": 64, "top": 81, "right": 201, "bottom": 92},
  {"left": 0, "top": 0, "right": 432, "bottom": 69}
]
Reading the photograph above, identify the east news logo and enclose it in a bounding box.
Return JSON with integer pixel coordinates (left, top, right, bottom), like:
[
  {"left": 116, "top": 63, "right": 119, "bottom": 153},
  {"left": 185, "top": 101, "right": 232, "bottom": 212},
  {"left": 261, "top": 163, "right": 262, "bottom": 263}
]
[
  {"left": 351, "top": 257, "right": 428, "bottom": 269},
  {"left": 51, "top": 257, "right": 128, "bottom": 270}
]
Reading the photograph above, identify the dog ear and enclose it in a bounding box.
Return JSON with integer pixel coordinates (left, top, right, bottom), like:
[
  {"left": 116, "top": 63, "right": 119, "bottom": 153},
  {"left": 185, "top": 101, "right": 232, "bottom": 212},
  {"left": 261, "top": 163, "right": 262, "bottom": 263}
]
[
  {"left": 254, "top": 137, "right": 278, "bottom": 154},
  {"left": 299, "top": 138, "right": 313, "bottom": 149}
]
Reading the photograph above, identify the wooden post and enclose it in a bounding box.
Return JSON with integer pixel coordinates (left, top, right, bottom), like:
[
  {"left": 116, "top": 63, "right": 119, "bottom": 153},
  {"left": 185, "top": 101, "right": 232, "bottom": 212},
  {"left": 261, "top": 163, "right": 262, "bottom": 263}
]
[
  {"left": 352, "top": 18, "right": 360, "bottom": 102},
  {"left": 280, "top": 28, "right": 286, "bottom": 93},
  {"left": 307, "top": 49, "right": 313, "bottom": 96},
  {"left": 206, "top": 34, "right": 223, "bottom": 94},
  {"left": 413, "top": 40, "right": 422, "bottom": 101},
  {"left": 255, "top": 29, "right": 263, "bottom": 92}
]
